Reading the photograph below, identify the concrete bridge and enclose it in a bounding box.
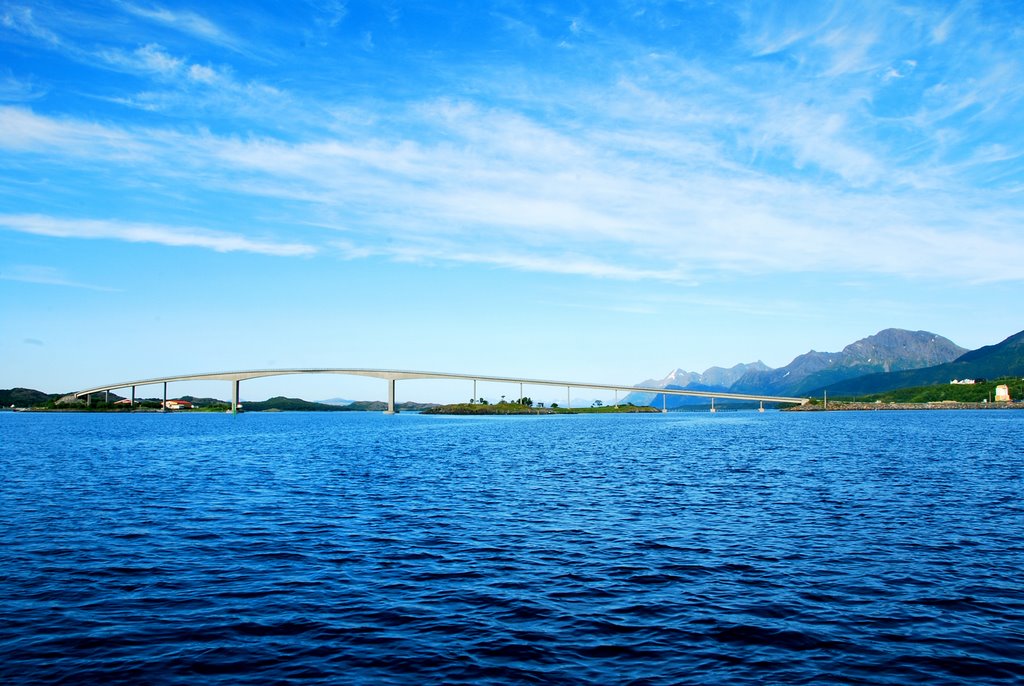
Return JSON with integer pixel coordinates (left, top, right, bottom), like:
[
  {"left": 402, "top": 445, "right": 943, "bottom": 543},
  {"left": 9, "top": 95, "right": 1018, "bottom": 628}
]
[{"left": 73, "top": 368, "right": 809, "bottom": 414}]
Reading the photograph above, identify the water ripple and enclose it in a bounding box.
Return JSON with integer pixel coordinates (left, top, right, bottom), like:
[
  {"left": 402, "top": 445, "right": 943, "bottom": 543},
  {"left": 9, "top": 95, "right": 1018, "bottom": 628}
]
[{"left": 2, "top": 410, "right": 1023, "bottom": 684}]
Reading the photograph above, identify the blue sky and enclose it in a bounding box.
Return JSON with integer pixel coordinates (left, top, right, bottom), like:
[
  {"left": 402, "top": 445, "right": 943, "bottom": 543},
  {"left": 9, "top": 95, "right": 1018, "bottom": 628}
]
[{"left": 2, "top": 1, "right": 1022, "bottom": 404}]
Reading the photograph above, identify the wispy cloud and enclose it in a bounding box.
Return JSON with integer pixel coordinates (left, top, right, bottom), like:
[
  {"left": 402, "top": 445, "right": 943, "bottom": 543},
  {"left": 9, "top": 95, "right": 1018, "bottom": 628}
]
[
  {"left": 3, "top": 91, "right": 1023, "bottom": 283},
  {"left": 0, "top": 71, "right": 45, "bottom": 102},
  {"left": 118, "top": 3, "right": 241, "bottom": 50},
  {"left": 0, "top": 265, "right": 118, "bottom": 292},
  {"left": 0, "top": 214, "right": 318, "bottom": 257},
  {"left": 1, "top": 2, "right": 1022, "bottom": 287},
  {"left": 1, "top": 5, "right": 61, "bottom": 46}
]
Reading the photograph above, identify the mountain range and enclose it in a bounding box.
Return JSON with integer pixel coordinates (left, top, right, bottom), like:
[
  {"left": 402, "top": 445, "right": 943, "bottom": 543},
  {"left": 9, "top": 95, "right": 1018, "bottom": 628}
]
[
  {"left": 820, "top": 329, "right": 1024, "bottom": 396},
  {"left": 627, "top": 328, "right": 1022, "bottom": 407}
]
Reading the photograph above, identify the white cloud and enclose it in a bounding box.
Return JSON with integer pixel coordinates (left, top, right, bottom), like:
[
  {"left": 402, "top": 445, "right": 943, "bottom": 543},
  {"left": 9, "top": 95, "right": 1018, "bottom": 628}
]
[
  {"left": 119, "top": 3, "right": 239, "bottom": 49},
  {"left": 0, "top": 214, "right": 318, "bottom": 257},
  {"left": 100, "top": 43, "right": 184, "bottom": 75},
  {"left": 6, "top": 97, "right": 1022, "bottom": 283},
  {"left": 1, "top": 5, "right": 61, "bottom": 46},
  {"left": 188, "top": 63, "right": 220, "bottom": 84},
  {"left": 1, "top": 3, "right": 1023, "bottom": 286}
]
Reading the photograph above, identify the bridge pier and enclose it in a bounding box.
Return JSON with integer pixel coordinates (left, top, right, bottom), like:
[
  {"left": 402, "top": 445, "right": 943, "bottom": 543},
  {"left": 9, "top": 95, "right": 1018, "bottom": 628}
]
[
  {"left": 662, "top": 393, "right": 667, "bottom": 413},
  {"left": 759, "top": 400, "right": 764, "bottom": 413},
  {"left": 231, "top": 380, "right": 240, "bottom": 414},
  {"left": 385, "top": 379, "right": 396, "bottom": 414},
  {"left": 710, "top": 398, "right": 716, "bottom": 413},
  {"left": 131, "top": 385, "right": 136, "bottom": 410},
  {"left": 162, "top": 382, "right": 167, "bottom": 412}
]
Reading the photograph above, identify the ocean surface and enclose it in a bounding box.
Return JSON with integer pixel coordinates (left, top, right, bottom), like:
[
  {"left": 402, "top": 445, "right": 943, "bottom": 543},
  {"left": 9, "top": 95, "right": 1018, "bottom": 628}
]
[{"left": 1, "top": 409, "right": 1022, "bottom": 684}]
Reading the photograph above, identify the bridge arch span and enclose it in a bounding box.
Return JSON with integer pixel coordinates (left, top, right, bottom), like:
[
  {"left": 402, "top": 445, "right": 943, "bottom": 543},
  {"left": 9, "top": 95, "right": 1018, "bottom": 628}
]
[{"left": 74, "top": 368, "right": 809, "bottom": 414}]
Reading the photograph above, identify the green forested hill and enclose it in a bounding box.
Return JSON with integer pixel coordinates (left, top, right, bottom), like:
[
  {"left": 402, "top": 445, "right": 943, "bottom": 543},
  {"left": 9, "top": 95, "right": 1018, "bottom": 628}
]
[
  {"left": 0, "top": 388, "right": 60, "bottom": 407},
  {"left": 859, "top": 377, "right": 1023, "bottom": 403}
]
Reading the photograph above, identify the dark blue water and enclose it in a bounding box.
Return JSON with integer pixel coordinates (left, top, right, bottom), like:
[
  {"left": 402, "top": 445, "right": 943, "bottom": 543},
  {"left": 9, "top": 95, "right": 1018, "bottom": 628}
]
[{"left": 2, "top": 410, "right": 1023, "bottom": 684}]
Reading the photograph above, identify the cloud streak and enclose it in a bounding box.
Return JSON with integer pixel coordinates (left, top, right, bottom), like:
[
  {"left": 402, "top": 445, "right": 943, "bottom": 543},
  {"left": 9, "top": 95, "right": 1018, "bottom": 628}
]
[
  {"left": 119, "top": 3, "right": 241, "bottom": 50},
  {"left": 0, "top": 265, "right": 118, "bottom": 292},
  {"left": 0, "top": 214, "right": 318, "bottom": 257}
]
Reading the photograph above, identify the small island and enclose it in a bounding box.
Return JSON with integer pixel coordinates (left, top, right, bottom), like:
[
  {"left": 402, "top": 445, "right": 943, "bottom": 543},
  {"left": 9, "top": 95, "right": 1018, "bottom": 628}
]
[{"left": 422, "top": 398, "right": 660, "bottom": 415}]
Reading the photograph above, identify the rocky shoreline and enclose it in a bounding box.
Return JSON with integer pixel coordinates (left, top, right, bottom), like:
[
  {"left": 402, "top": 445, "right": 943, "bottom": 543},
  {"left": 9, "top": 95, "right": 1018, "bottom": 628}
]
[{"left": 787, "top": 401, "right": 1023, "bottom": 411}]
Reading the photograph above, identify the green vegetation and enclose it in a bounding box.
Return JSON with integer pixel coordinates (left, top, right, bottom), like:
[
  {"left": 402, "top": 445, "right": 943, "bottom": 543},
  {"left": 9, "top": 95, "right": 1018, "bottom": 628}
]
[
  {"left": 0, "top": 388, "right": 438, "bottom": 412},
  {"left": 240, "top": 396, "right": 356, "bottom": 412},
  {"left": 422, "top": 401, "right": 659, "bottom": 415},
  {"left": 848, "top": 377, "right": 1023, "bottom": 404},
  {"left": 0, "top": 387, "right": 57, "bottom": 408},
  {"left": 423, "top": 403, "right": 550, "bottom": 415},
  {"left": 564, "top": 403, "right": 660, "bottom": 414}
]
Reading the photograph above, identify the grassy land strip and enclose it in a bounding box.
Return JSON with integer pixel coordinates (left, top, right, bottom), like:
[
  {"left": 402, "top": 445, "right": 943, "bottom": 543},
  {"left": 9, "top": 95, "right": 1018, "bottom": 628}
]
[
  {"left": 422, "top": 403, "right": 661, "bottom": 415},
  {"left": 827, "top": 376, "right": 1023, "bottom": 404}
]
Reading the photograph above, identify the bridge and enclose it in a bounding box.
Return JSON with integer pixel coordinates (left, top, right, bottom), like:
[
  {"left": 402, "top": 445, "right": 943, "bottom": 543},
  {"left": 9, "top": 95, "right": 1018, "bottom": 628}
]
[{"left": 73, "top": 368, "right": 809, "bottom": 414}]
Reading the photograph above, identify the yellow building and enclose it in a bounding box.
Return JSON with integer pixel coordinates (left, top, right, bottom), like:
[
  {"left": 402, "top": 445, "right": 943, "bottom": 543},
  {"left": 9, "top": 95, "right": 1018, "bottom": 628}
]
[{"left": 995, "top": 384, "right": 1011, "bottom": 402}]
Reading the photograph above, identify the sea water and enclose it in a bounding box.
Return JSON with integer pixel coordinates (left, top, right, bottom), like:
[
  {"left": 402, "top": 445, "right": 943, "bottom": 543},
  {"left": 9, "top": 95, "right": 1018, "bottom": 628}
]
[{"left": 1, "top": 410, "right": 1022, "bottom": 684}]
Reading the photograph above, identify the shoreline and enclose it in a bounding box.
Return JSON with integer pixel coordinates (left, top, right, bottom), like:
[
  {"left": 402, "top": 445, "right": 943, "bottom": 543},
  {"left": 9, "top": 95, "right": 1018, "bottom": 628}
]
[{"left": 787, "top": 401, "right": 1023, "bottom": 411}]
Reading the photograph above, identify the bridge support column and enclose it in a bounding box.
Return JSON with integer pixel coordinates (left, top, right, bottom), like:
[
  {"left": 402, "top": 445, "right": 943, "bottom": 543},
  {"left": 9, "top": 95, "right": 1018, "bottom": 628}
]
[
  {"left": 614, "top": 390, "right": 618, "bottom": 407},
  {"left": 759, "top": 400, "right": 764, "bottom": 413},
  {"left": 710, "top": 398, "right": 716, "bottom": 413},
  {"left": 231, "top": 380, "right": 239, "bottom": 415},
  {"left": 131, "top": 386, "right": 136, "bottom": 410},
  {"left": 385, "top": 379, "right": 396, "bottom": 414},
  {"left": 473, "top": 379, "right": 477, "bottom": 404},
  {"left": 162, "top": 382, "right": 167, "bottom": 412},
  {"left": 662, "top": 393, "right": 667, "bottom": 413},
  {"left": 567, "top": 387, "right": 570, "bottom": 410},
  {"left": 104, "top": 390, "right": 109, "bottom": 403},
  {"left": 86, "top": 393, "right": 91, "bottom": 407}
]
